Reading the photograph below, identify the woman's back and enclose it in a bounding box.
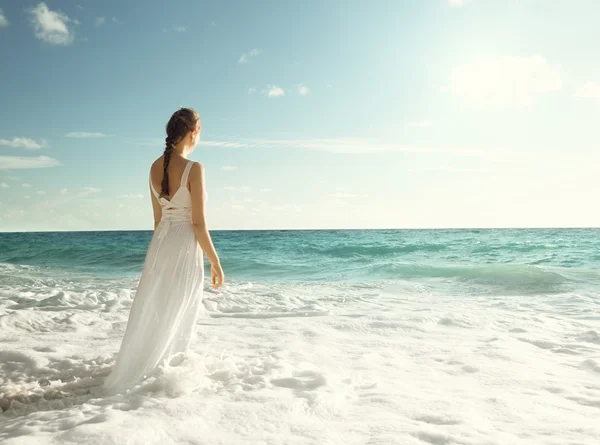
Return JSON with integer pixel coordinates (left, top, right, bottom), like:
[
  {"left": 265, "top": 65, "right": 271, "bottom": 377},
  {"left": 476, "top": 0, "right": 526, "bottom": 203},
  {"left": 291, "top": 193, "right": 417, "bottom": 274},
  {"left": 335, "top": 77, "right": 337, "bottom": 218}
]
[{"left": 150, "top": 155, "right": 192, "bottom": 202}]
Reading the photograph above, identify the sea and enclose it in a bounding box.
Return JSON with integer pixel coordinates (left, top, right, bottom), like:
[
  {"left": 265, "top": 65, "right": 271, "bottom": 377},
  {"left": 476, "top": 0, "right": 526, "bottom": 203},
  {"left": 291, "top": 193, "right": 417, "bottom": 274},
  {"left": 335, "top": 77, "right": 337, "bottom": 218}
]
[{"left": 1, "top": 228, "right": 599, "bottom": 444}]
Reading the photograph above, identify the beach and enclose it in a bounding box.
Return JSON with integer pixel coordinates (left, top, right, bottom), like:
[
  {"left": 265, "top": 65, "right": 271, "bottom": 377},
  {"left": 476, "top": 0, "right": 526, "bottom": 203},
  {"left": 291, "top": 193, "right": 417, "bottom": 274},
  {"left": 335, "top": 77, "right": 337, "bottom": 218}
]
[{"left": 1, "top": 228, "right": 600, "bottom": 444}]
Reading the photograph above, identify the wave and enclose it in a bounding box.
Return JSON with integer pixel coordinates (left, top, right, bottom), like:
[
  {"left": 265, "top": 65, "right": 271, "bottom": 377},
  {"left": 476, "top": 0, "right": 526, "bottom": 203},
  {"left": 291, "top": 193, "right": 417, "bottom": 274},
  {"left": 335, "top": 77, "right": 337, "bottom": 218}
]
[{"left": 298, "top": 243, "right": 449, "bottom": 258}]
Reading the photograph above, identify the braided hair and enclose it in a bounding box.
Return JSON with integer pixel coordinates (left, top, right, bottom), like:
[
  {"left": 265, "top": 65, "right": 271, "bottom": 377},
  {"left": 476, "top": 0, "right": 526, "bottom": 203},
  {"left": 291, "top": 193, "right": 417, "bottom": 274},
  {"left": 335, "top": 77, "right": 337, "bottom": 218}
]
[{"left": 161, "top": 107, "right": 199, "bottom": 198}]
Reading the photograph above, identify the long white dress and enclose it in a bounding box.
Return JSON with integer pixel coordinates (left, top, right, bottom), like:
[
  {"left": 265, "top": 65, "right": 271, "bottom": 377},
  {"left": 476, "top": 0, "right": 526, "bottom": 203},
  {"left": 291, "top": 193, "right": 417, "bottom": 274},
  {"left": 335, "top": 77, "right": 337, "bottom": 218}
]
[{"left": 104, "top": 160, "right": 204, "bottom": 394}]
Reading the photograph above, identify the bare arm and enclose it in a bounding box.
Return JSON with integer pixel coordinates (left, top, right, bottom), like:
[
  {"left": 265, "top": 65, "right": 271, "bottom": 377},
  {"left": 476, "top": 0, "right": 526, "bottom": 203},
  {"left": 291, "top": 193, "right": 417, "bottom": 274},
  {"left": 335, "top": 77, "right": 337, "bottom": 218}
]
[
  {"left": 150, "top": 182, "right": 162, "bottom": 230},
  {"left": 189, "top": 162, "right": 220, "bottom": 265}
]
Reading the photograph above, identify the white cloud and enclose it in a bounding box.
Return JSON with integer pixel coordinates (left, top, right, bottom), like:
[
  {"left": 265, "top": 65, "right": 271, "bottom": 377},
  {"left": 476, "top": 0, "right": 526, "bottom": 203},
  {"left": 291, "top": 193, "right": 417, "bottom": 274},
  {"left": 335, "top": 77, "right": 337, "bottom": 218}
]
[
  {"left": 28, "top": 2, "right": 74, "bottom": 45},
  {"left": 245, "top": 137, "right": 469, "bottom": 155},
  {"left": 174, "top": 26, "right": 186, "bottom": 32},
  {"left": 222, "top": 166, "right": 237, "bottom": 171},
  {"left": 240, "top": 186, "right": 252, "bottom": 193},
  {"left": 449, "top": 55, "right": 562, "bottom": 106},
  {"left": 195, "top": 136, "right": 500, "bottom": 157},
  {"left": 112, "top": 17, "right": 121, "bottom": 24},
  {"left": 248, "top": 87, "right": 257, "bottom": 95},
  {"left": 298, "top": 84, "right": 310, "bottom": 96},
  {"left": 0, "top": 183, "right": 8, "bottom": 188},
  {"left": 65, "top": 132, "right": 107, "bottom": 138},
  {"left": 0, "top": 156, "right": 61, "bottom": 170},
  {"left": 60, "top": 188, "right": 68, "bottom": 195},
  {"left": 407, "top": 121, "right": 433, "bottom": 128},
  {"left": 267, "top": 86, "right": 285, "bottom": 98},
  {"left": 22, "top": 183, "right": 32, "bottom": 188},
  {"left": 260, "top": 188, "right": 272, "bottom": 193},
  {"left": 73, "top": 19, "right": 81, "bottom": 26},
  {"left": 0, "top": 8, "right": 9, "bottom": 27},
  {"left": 94, "top": 17, "right": 105, "bottom": 27},
  {"left": 119, "top": 194, "right": 144, "bottom": 199},
  {"left": 328, "top": 192, "right": 368, "bottom": 199},
  {"left": 448, "top": 0, "right": 471, "bottom": 7},
  {"left": 200, "top": 140, "right": 247, "bottom": 148},
  {"left": 575, "top": 82, "right": 600, "bottom": 99},
  {"left": 0, "top": 137, "right": 47, "bottom": 149},
  {"left": 238, "top": 48, "right": 261, "bottom": 64},
  {"left": 84, "top": 187, "right": 101, "bottom": 193},
  {"left": 36, "top": 190, "right": 47, "bottom": 196},
  {"left": 224, "top": 186, "right": 235, "bottom": 191}
]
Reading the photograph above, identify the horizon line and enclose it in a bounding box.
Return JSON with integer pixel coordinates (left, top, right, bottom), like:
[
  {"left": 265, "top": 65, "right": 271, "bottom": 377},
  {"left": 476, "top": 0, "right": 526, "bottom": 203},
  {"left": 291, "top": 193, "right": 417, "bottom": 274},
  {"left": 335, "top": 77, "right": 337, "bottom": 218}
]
[{"left": 1, "top": 226, "right": 599, "bottom": 235}]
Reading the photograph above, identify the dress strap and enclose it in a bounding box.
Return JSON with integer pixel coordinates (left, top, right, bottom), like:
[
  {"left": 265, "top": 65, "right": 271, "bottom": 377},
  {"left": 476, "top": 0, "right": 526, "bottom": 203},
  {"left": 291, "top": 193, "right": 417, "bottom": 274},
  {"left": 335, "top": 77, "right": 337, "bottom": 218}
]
[{"left": 180, "top": 161, "right": 195, "bottom": 190}]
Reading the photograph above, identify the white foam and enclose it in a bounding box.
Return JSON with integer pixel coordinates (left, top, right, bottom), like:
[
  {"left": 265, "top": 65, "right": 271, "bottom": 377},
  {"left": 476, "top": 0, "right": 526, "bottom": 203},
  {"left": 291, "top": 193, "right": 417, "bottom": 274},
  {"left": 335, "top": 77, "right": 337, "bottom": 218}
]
[{"left": 1, "top": 274, "right": 600, "bottom": 444}]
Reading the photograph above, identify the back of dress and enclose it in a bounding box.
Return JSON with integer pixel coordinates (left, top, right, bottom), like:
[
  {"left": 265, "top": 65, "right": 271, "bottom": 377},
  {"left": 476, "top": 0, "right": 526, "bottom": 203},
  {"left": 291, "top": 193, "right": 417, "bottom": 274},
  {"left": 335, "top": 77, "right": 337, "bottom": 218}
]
[{"left": 103, "top": 160, "right": 205, "bottom": 394}]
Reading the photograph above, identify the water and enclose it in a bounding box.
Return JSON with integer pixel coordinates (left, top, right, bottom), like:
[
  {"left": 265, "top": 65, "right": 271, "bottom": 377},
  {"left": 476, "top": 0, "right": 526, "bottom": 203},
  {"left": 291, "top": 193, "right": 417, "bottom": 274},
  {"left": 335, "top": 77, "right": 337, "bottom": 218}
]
[{"left": 1, "top": 229, "right": 599, "bottom": 444}]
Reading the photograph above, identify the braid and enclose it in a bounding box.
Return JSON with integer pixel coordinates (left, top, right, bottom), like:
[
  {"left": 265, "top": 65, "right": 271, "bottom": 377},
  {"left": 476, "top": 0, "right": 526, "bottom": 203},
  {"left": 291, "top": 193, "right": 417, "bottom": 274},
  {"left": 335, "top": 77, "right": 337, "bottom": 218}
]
[
  {"left": 160, "top": 137, "right": 175, "bottom": 198},
  {"left": 160, "top": 107, "right": 200, "bottom": 198}
]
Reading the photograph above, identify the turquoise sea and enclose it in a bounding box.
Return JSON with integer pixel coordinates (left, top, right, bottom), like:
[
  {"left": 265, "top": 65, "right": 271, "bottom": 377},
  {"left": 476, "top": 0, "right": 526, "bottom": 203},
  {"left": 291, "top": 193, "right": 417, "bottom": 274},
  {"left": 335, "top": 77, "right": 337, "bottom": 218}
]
[{"left": 1, "top": 229, "right": 599, "bottom": 444}]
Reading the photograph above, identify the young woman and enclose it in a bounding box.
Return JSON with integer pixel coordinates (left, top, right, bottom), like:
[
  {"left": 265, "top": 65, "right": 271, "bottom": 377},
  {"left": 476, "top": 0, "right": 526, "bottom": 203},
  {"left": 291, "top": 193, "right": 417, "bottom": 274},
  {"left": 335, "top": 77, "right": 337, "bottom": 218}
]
[{"left": 104, "top": 107, "right": 224, "bottom": 393}]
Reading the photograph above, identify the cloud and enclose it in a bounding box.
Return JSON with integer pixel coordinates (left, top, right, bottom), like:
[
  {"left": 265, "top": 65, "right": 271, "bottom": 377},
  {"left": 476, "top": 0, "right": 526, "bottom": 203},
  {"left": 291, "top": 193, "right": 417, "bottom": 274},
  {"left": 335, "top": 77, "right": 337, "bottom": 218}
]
[
  {"left": 448, "top": 0, "right": 471, "bottom": 7},
  {"left": 0, "top": 156, "right": 61, "bottom": 170},
  {"left": 112, "top": 17, "right": 122, "bottom": 24},
  {"left": 94, "top": 17, "right": 105, "bottom": 27},
  {"left": 449, "top": 55, "right": 562, "bottom": 106},
  {"left": 298, "top": 84, "right": 310, "bottom": 96},
  {"left": 267, "top": 86, "right": 285, "bottom": 98},
  {"left": 65, "top": 132, "right": 107, "bottom": 138},
  {"left": 0, "top": 137, "right": 47, "bottom": 149},
  {"left": 119, "top": 194, "right": 144, "bottom": 199},
  {"left": 407, "top": 121, "right": 433, "bottom": 128},
  {"left": 200, "top": 140, "right": 247, "bottom": 148},
  {"left": 174, "top": 26, "right": 186, "bottom": 32},
  {"left": 195, "top": 136, "right": 494, "bottom": 157},
  {"left": 238, "top": 48, "right": 261, "bottom": 64},
  {"left": 0, "top": 8, "right": 9, "bottom": 27},
  {"left": 260, "top": 188, "right": 271, "bottom": 193},
  {"left": 575, "top": 82, "right": 600, "bottom": 99},
  {"left": 328, "top": 192, "right": 368, "bottom": 199},
  {"left": 240, "top": 186, "right": 252, "bottom": 193},
  {"left": 22, "top": 183, "right": 32, "bottom": 188},
  {"left": 60, "top": 188, "right": 68, "bottom": 195},
  {"left": 248, "top": 87, "right": 257, "bottom": 95},
  {"left": 244, "top": 137, "right": 461, "bottom": 155},
  {"left": 1, "top": 183, "right": 8, "bottom": 188},
  {"left": 222, "top": 166, "right": 237, "bottom": 171},
  {"left": 28, "top": 2, "right": 74, "bottom": 45},
  {"left": 73, "top": 18, "right": 81, "bottom": 26},
  {"left": 224, "top": 186, "right": 235, "bottom": 191},
  {"left": 36, "top": 190, "right": 47, "bottom": 196}
]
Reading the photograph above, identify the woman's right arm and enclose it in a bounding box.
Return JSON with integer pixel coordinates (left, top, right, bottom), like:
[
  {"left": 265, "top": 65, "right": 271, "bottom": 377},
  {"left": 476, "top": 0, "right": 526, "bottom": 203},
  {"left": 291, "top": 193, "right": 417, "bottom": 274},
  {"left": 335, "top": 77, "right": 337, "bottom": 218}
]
[{"left": 189, "top": 162, "right": 224, "bottom": 286}]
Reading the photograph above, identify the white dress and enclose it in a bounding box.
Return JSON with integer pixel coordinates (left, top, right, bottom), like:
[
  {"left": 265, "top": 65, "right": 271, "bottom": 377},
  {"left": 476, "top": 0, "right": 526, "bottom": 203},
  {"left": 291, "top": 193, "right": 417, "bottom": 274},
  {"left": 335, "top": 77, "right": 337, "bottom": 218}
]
[{"left": 104, "top": 160, "right": 204, "bottom": 393}]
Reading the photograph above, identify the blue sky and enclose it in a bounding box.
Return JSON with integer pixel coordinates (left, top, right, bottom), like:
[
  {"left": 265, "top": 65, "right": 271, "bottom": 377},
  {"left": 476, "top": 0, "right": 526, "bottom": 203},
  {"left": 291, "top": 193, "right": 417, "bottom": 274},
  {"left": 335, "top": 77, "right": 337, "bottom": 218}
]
[{"left": 1, "top": 0, "right": 599, "bottom": 231}]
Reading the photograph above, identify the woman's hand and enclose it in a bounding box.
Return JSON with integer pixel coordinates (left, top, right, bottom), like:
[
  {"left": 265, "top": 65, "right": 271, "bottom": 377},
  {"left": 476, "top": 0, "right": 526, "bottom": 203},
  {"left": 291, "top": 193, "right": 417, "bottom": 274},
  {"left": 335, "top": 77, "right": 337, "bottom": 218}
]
[{"left": 211, "top": 262, "right": 224, "bottom": 289}]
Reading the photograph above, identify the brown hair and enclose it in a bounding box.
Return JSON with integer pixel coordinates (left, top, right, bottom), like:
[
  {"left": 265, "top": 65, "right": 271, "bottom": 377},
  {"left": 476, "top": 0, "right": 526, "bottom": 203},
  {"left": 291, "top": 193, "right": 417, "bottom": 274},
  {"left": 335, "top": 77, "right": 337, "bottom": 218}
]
[{"left": 161, "top": 107, "right": 199, "bottom": 197}]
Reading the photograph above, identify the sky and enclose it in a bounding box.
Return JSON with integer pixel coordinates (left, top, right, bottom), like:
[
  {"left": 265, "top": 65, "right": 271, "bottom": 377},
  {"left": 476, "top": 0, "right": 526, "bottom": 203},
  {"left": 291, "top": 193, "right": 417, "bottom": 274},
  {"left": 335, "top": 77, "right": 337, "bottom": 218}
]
[{"left": 0, "top": 0, "right": 599, "bottom": 231}]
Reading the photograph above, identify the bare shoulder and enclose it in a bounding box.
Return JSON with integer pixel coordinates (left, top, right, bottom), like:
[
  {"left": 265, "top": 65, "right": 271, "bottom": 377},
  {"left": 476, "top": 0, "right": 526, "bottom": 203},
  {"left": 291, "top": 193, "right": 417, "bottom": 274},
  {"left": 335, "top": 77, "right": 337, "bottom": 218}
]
[
  {"left": 150, "top": 157, "right": 164, "bottom": 176},
  {"left": 151, "top": 156, "right": 164, "bottom": 169},
  {"left": 189, "top": 161, "right": 204, "bottom": 179}
]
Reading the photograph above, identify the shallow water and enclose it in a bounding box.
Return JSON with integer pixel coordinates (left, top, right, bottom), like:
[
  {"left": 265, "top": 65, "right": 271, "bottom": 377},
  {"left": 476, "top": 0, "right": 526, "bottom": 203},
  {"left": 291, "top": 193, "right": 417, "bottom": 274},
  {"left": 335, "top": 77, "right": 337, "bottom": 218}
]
[{"left": 1, "top": 229, "right": 599, "bottom": 444}]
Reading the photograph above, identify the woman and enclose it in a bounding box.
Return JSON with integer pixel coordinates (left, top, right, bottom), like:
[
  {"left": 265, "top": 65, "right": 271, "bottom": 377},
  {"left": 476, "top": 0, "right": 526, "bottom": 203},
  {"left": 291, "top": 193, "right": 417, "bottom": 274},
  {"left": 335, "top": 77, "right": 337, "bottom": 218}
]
[{"left": 104, "top": 107, "right": 224, "bottom": 393}]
